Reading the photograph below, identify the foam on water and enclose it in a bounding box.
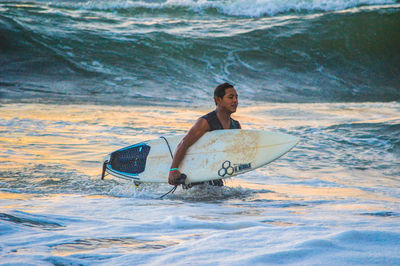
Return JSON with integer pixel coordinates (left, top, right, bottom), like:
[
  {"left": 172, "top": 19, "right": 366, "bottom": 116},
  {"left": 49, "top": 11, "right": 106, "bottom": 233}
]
[
  {"left": 38, "top": 0, "right": 398, "bottom": 17},
  {"left": 1, "top": 0, "right": 400, "bottom": 261},
  {"left": 1, "top": 1, "right": 399, "bottom": 104},
  {"left": 1, "top": 103, "right": 400, "bottom": 264}
]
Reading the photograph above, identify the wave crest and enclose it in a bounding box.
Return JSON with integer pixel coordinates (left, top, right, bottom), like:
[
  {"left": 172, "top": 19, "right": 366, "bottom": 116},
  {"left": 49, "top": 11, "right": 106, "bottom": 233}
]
[{"left": 20, "top": 0, "right": 399, "bottom": 16}]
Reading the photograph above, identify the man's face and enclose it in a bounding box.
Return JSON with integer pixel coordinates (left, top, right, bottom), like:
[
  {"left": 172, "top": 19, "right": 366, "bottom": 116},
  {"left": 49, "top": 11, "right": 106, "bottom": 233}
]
[{"left": 216, "top": 87, "right": 238, "bottom": 113}]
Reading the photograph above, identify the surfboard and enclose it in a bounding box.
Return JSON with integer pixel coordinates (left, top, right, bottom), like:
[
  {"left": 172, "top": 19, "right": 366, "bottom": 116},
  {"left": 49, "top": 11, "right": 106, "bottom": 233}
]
[{"left": 102, "top": 129, "right": 298, "bottom": 184}]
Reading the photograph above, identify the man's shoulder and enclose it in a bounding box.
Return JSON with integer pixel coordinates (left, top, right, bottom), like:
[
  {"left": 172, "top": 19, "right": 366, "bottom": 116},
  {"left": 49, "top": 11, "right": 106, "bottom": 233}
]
[
  {"left": 201, "top": 110, "right": 216, "bottom": 120},
  {"left": 230, "top": 117, "right": 241, "bottom": 129}
]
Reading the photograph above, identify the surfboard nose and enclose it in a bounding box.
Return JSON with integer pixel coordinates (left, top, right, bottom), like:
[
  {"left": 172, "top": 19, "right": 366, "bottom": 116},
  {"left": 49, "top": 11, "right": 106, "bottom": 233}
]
[
  {"left": 288, "top": 134, "right": 300, "bottom": 144},
  {"left": 282, "top": 133, "right": 299, "bottom": 150}
]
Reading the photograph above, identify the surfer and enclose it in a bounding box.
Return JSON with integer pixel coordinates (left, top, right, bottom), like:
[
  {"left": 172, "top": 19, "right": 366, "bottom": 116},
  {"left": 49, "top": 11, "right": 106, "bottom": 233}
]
[{"left": 168, "top": 82, "right": 241, "bottom": 186}]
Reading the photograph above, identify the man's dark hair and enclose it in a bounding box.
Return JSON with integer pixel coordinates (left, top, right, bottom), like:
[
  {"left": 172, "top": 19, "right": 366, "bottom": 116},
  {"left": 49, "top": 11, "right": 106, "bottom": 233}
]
[{"left": 214, "top": 82, "right": 234, "bottom": 100}]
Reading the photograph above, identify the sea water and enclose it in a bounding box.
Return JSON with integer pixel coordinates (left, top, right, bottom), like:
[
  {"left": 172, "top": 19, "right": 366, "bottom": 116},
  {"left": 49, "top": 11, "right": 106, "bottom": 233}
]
[{"left": 1, "top": 0, "right": 400, "bottom": 265}]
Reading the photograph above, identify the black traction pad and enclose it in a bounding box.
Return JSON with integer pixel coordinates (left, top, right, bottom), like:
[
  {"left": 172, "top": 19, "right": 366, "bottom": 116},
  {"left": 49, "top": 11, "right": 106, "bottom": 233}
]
[{"left": 110, "top": 144, "right": 151, "bottom": 174}]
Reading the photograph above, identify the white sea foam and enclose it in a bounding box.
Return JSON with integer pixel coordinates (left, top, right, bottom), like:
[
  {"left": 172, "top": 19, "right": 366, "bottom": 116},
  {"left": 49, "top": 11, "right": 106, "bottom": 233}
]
[
  {"left": 46, "top": 0, "right": 397, "bottom": 16},
  {"left": 162, "top": 215, "right": 263, "bottom": 230},
  {"left": 215, "top": 0, "right": 397, "bottom": 16},
  {"left": 1, "top": 103, "right": 400, "bottom": 265}
]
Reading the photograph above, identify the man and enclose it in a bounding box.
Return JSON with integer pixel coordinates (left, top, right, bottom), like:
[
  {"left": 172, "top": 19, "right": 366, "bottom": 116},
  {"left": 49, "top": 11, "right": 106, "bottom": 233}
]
[{"left": 168, "top": 83, "right": 241, "bottom": 186}]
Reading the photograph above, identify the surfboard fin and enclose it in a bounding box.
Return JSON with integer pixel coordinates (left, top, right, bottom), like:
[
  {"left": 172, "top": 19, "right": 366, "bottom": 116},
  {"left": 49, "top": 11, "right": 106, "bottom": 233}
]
[{"left": 101, "top": 160, "right": 108, "bottom": 180}]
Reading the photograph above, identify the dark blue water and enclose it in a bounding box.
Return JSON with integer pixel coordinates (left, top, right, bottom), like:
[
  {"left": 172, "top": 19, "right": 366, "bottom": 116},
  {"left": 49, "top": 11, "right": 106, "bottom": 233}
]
[
  {"left": 1, "top": 1, "right": 400, "bottom": 264},
  {"left": 1, "top": 0, "right": 399, "bottom": 104}
]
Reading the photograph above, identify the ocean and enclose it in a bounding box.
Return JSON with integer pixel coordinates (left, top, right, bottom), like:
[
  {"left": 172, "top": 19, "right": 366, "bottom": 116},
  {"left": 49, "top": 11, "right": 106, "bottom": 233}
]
[{"left": 1, "top": 0, "right": 400, "bottom": 265}]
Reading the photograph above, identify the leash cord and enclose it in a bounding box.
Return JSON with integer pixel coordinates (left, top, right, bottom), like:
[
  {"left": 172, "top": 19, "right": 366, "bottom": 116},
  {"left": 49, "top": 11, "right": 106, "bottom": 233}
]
[{"left": 160, "top": 136, "right": 178, "bottom": 199}]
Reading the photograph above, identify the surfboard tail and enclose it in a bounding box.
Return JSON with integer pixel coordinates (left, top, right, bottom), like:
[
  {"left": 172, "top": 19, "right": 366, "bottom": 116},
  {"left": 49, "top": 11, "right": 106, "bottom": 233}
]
[
  {"left": 101, "top": 154, "right": 109, "bottom": 180},
  {"left": 101, "top": 161, "right": 107, "bottom": 180}
]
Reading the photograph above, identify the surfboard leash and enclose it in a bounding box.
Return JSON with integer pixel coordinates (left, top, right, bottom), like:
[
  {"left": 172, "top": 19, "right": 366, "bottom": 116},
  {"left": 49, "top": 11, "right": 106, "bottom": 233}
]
[
  {"left": 159, "top": 136, "right": 177, "bottom": 198},
  {"left": 159, "top": 185, "right": 178, "bottom": 199},
  {"left": 159, "top": 136, "right": 187, "bottom": 199},
  {"left": 160, "top": 136, "right": 174, "bottom": 159}
]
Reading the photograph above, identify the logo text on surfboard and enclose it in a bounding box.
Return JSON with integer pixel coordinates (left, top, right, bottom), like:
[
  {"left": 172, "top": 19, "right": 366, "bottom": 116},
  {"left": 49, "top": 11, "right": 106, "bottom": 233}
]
[{"left": 218, "top": 160, "right": 252, "bottom": 177}]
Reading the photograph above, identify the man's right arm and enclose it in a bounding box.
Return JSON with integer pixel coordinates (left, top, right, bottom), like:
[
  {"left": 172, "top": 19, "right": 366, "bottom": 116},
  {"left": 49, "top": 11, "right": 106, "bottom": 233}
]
[{"left": 168, "top": 118, "right": 209, "bottom": 185}]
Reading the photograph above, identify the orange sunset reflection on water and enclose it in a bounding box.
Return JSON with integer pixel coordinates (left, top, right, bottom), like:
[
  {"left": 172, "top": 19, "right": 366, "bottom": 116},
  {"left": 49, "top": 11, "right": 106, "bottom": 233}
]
[{"left": 1, "top": 103, "right": 399, "bottom": 208}]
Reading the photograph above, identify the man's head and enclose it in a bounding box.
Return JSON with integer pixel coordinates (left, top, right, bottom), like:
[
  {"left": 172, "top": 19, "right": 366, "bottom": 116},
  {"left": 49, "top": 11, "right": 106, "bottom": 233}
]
[
  {"left": 214, "top": 83, "right": 234, "bottom": 102},
  {"left": 214, "top": 82, "right": 238, "bottom": 113}
]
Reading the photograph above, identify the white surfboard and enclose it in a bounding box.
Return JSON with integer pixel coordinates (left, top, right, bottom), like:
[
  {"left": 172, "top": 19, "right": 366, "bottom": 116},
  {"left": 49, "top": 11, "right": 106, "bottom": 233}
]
[{"left": 102, "top": 129, "right": 298, "bottom": 184}]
